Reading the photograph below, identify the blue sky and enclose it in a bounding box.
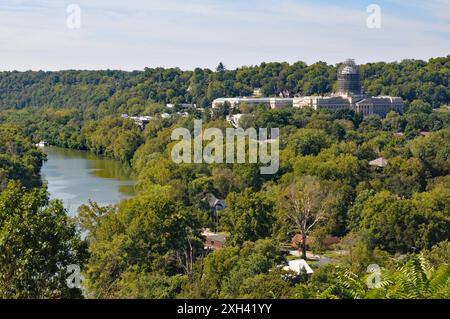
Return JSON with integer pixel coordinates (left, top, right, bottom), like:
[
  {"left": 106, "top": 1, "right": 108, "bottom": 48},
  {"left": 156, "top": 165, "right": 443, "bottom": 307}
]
[{"left": 0, "top": 0, "right": 449, "bottom": 71}]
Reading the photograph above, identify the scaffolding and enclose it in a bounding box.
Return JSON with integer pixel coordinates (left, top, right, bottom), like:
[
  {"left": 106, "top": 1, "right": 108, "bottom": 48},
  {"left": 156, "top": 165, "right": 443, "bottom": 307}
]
[{"left": 337, "top": 59, "right": 362, "bottom": 96}]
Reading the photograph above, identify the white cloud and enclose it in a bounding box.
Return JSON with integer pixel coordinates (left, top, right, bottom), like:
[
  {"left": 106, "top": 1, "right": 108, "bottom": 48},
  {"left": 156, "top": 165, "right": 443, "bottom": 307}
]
[{"left": 0, "top": 0, "right": 448, "bottom": 70}]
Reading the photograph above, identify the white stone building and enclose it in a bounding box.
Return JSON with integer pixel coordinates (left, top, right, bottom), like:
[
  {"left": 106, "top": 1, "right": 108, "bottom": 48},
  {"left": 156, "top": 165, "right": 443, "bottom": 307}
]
[
  {"left": 293, "top": 94, "right": 404, "bottom": 118},
  {"left": 212, "top": 59, "right": 404, "bottom": 118},
  {"left": 292, "top": 60, "right": 404, "bottom": 117},
  {"left": 212, "top": 97, "right": 294, "bottom": 110}
]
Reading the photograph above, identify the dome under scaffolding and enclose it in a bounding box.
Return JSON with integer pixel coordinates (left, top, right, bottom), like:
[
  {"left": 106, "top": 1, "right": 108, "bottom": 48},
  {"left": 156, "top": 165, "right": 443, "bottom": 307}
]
[{"left": 337, "top": 59, "right": 362, "bottom": 96}]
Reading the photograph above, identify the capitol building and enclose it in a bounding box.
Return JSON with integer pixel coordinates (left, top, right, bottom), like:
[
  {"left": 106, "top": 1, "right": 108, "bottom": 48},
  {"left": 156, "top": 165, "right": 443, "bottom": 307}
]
[
  {"left": 293, "top": 59, "right": 404, "bottom": 117},
  {"left": 212, "top": 59, "right": 404, "bottom": 118}
]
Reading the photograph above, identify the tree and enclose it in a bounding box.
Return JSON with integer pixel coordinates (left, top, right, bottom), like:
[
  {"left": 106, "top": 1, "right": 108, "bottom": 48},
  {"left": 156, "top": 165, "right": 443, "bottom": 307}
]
[
  {"left": 0, "top": 181, "right": 85, "bottom": 298},
  {"left": 180, "top": 240, "right": 284, "bottom": 298},
  {"left": 80, "top": 185, "right": 204, "bottom": 298},
  {"left": 357, "top": 188, "right": 450, "bottom": 253},
  {"left": 211, "top": 167, "right": 242, "bottom": 197},
  {"left": 423, "top": 241, "right": 450, "bottom": 268},
  {"left": 239, "top": 268, "right": 293, "bottom": 299},
  {"left": 293, "top": 151, "right": 366, "bottom": 187},
  {"left": 216, "top": 62, "right": 226, "bottom": 73},
  {"left": 109, "top": 271, "right": 187, "bottom": 299},
  {"left": 386, "top": 255, "right": 450, "bottom": 299},
  {"left": 221, "top": 189, "right": 275, "bottom": 246},
  {"left": 0, "top": 125, "right": 45, "bottom": 190},
  {"left": 407, "top": 99, "right": 433, "bottom": 114},
  {"left": 408, "top": 129, "right": 450, "bottom": 177},
  {"left": 382, "top": 111, "right": 405, "bottom": 132},
  {"left": 286, "top": 128, "right": 331, "bottom": 156},
  {"left": 359, "top": 115, "right": 382, "bottom": 132},
  {"left": 334, "top": 254, "right": 450, "bottom": 299},
  {"left": 278, "top": 176, "right": 335, "bottom": 259},
  {"left": 293, "top": 264, "right": 341, "bottom": 299},
  {"left": 381, "top": 156, "right": 427, "bottom": 197}
]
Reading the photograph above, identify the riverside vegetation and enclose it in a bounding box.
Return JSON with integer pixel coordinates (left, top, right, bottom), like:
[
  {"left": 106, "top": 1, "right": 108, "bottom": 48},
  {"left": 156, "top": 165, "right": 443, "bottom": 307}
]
[{"left": 0, "top": 57, "right": 449, "bottom": 298}]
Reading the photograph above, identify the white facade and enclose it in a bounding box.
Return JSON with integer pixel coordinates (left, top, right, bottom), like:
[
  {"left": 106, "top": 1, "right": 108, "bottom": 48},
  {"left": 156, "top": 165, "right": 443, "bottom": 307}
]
[
  {"left": 293, "top": 95, "right": 404, "bottom": 118},
  {"left": 213, "top": 94, "right": 403, "bottom": 118},
  {"left": 212, "top": 97, "right": 294, "bottom": 110},
  {"left": 354, "top": 96, "right": 404, "bottom": 117},
  {"left": 293, "top": 95, "right": 351, "bottom": 111}
]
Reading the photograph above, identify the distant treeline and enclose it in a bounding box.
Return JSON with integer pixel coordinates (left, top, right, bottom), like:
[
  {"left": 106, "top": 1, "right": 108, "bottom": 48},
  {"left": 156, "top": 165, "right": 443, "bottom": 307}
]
[
  {"left": 0, "top": 56, "right": 448, "bottom": 117},
  {"left": 0, "top": 56, "right": 449, "bottom": 298}
]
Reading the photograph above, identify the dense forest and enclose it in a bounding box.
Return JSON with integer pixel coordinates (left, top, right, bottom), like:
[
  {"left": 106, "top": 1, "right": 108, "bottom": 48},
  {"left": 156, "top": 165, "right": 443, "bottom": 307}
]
[
  {"left": 0, "top": 57, "right": 449, "bottom": 161},
  {"left": 0, "top": 56, "right": 449, "bottom": 299},
  {"left": 0, "top": 56, "right": 448, "bottom": 112},
  {"left": 0, "top": 125, "right": 85, "bottom": 298}
]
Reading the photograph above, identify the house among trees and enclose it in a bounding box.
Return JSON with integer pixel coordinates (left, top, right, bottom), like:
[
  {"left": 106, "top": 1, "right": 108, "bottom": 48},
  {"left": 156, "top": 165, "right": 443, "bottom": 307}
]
[
  {"left": 203, "top": 193, "right": 226, "bottom": 228},
  {"left": 121, "top": 114, "right": 153, "bottom": 128},
  {"left": 291, "top": 234, "right": 340, "bottom": 251},
  {"left": 202, "top": 230, "right": 226, "bottom": 250}
]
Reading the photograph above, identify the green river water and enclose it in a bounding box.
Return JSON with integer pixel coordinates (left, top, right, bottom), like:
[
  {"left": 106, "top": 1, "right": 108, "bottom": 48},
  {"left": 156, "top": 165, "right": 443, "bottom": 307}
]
[{"left": 41, "top": 147, "right": 136, "bottom": 216}]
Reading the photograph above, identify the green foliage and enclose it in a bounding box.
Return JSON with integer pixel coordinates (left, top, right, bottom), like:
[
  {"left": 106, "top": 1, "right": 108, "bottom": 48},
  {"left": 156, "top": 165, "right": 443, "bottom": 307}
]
[
  {"left": 382, "top": 111, "right": 405, "bottom": 132},
  {"left": 80, "top": 186, "right": 204, "bottom": 298},
  {"left": 423, "top": 241, "right": 450, "bottom": 268},
  {"left": 334, "top": 254, "right": 450, "bottom": 299},
  {"left": 377, "top": 156, "right": 427, "bottom": 197},
  {"left": 109, "top": 271, "right": 187, "bottom": 299},
  {"left": 293, "top": 151, "right": 366, "bottom": 187},
  {"left": 181, "top": 240, "right": 286, "bottom": 298},
  {"left": 0, "top": 124, "right": 45, "bottom": 190},
  {"left": 355, "top": 188, "right": 450, "bottom": 253},
  {"left": 1, "top": 57, "right": 449, "bottom": 299},
  {"left": 0, "top": 181, "right": 85, "bottom": 298},
  {"left": 286, "top": 128, "right": 331, "bottom": 156},
  {"left": 221, "top": 188, "right": 276, "bottom": 246},
  {"left": 1, "top": 57, "right": 448, "bottom": 117},
  {"left": 408, "top": 129, "right": 450, "bottom": 177},
  {"left": 83, "top": 117, "right": 144, "bottom": 162},
  {"left": 239, "top": 268, "right": 294, "bottom": 299}
]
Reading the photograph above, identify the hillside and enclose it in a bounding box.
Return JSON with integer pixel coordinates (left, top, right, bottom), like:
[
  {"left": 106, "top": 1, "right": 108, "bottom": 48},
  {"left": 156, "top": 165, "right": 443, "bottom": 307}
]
[{"left": 0, "top": 56, "right": 448, "bottom": 118}]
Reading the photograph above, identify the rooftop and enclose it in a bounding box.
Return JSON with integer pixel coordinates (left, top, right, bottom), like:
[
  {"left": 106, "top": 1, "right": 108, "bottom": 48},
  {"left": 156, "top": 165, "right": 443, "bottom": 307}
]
[
  {"left": 369, "top": 157, "right": 389, "bottom": 168},
  {"left": 283, "top": 259, "right": 314, "bottom": 275}
]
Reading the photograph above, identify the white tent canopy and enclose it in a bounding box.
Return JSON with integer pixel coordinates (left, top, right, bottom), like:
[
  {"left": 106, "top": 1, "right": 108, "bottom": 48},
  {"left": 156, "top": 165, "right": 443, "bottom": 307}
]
[{"left": 283, "top": 259, "right": 314, "bottom": 275}]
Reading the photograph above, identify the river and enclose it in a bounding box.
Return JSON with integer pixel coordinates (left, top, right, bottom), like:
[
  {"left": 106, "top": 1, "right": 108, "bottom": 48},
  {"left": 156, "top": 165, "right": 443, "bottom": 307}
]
[{"left": 41, "top": 147, "right": 136, "bottom": 216}]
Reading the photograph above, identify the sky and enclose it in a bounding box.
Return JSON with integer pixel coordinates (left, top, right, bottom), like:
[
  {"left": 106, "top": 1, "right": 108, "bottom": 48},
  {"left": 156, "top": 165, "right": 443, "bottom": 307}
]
[{"left": 0, "top": 0, "right": 449, "bottom": 71}]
